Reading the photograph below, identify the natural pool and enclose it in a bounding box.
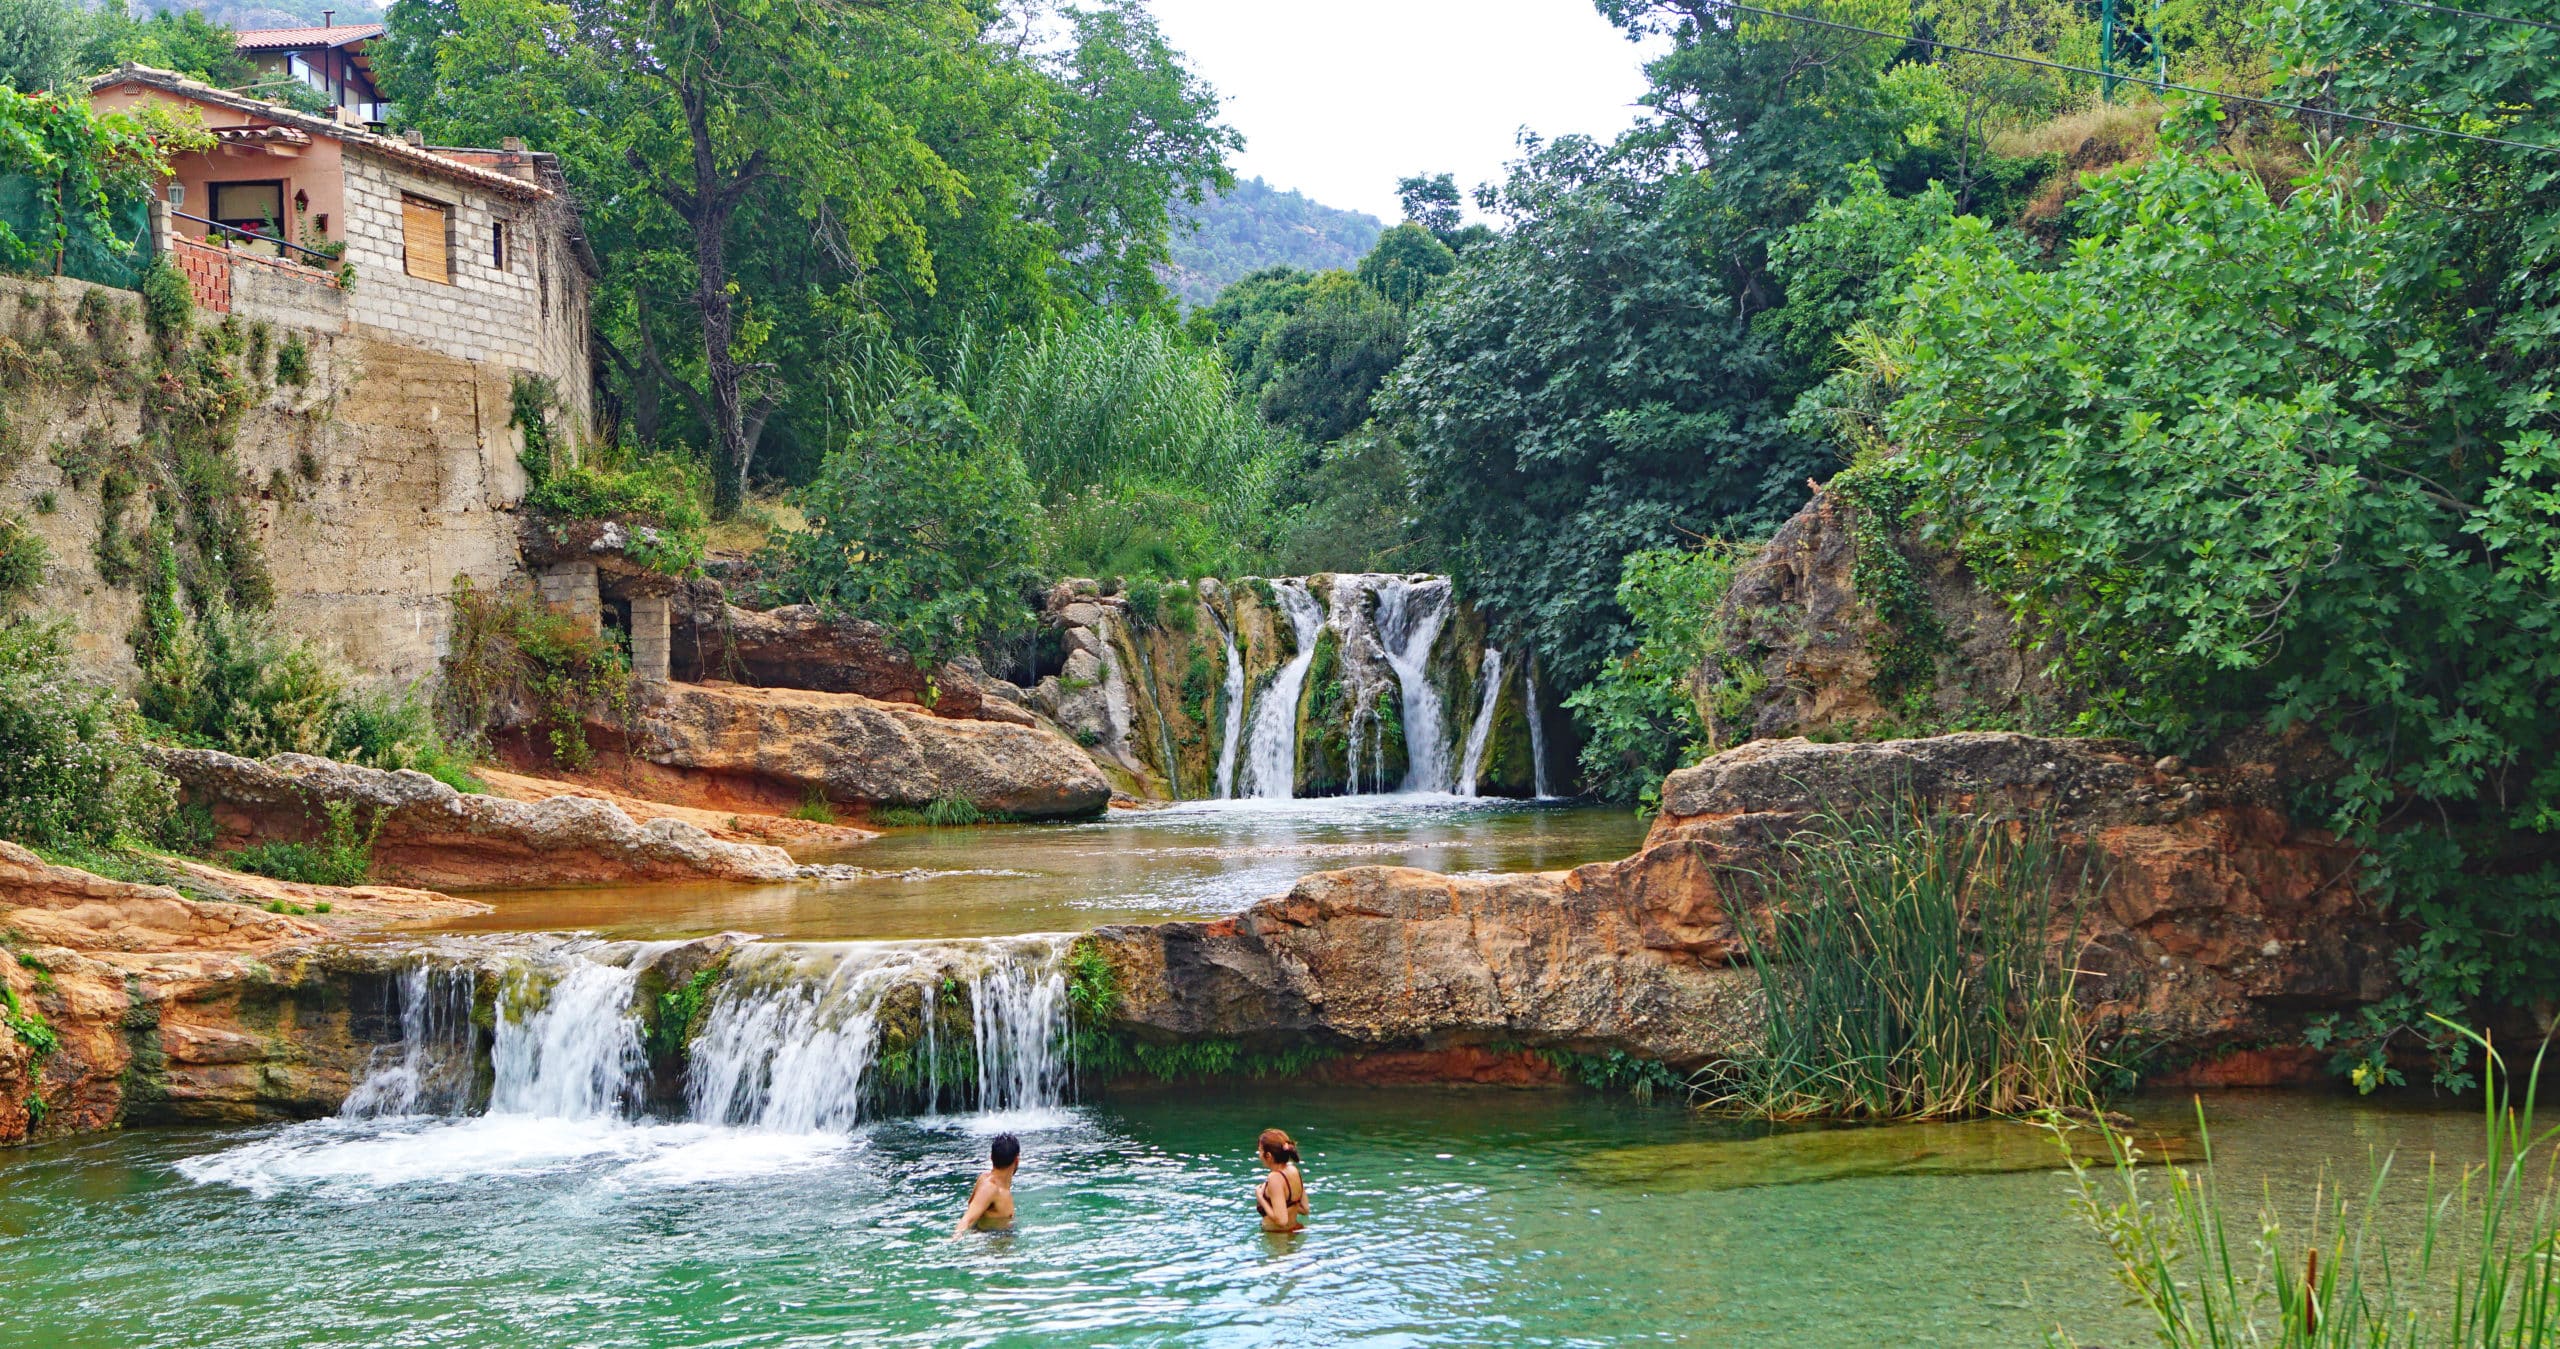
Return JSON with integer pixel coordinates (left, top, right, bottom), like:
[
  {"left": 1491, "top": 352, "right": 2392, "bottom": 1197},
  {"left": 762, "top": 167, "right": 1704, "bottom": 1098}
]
[
  {"left": 435, "top": 795, "right": 1652, "bottom": 941},
  {"left": 0, "top": 1087, "right": 2492, "bottom": 1348}
]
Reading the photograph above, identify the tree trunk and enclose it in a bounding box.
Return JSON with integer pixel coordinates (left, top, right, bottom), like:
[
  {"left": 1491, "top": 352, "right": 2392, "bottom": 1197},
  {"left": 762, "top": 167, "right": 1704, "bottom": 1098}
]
[{"left": 680, "top": 81, "right": 750, "bottom": 519}]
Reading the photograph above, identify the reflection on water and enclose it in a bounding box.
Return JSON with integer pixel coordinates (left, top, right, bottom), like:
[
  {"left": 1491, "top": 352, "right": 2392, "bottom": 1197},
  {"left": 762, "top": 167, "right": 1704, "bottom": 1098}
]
[
  {"left": 0, "top": 1088, "right": 2494, "bottom": 1348},
  {"left": 435, "top": 795, "right": 1652, "bottom": 942}
]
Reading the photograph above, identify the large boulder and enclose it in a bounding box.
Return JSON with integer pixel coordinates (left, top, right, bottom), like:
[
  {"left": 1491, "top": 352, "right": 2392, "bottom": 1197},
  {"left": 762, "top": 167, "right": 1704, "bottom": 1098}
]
[
  {"left": 0, "top": 842, "right": 479, "bottom": 1145},
  {"left": 626, "top": 682, "right": 1112, "bottom": 821},
  {"left": 152, "top": 747, "right": 801, "bottom": 890},
  {"left": 667, "top": 596, "right": 1038, "bottom": 725},
  {"left": 1088, "top": 866, "right": 1758, "bottom": 1068},
  {"left": 1089, "top": 732, "right": 2393, "bottom": 1081}
]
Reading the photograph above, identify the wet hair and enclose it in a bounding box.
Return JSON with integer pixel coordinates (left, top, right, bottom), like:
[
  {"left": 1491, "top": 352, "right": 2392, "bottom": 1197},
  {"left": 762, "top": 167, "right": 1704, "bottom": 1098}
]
[
  {"left": 990, "top": 1133, "right": 1020, "bottom": 1169},
  {"left": 1258, "top": 1128, "right": 1299, "bottom": 1165}
]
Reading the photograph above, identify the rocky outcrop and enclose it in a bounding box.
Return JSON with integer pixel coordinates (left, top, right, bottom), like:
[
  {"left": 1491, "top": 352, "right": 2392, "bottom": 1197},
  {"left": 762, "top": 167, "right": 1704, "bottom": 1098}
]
[
  {"left": 0, "top": 842, "right": 482, "bottom": 1145},
  {"left": 1087, "top": 865, "right": 1759, "bottom": 1068},
  {"left": 1089, "top": 733, "right": 2391, "bottom": 1082},
  {"left": 152, "top": 747, "right": 801, "bottom": 890},
  {"left": 1716, "top": 486, "right": 2058, "bottom": 740},
  {"left": 474, "top": 766, "right": 879, "bottom": 851},
  {"left": 624, "top": 681, "right": 1112, "bottom": 821},
  {"left": 665, "top": 594, "right": 1041, "bottom": 727}
]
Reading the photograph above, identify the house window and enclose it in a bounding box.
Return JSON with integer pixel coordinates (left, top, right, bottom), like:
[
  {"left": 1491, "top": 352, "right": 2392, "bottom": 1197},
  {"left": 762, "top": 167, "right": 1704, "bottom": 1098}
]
[
  {"left": 401, "top": 193, "right": 451, "bottom": 284},
  {"left": 209, "top": 180, "right": 285, "bottom": 257},
  {"left": 491, "top": 221, "right": 508, "bottom": 271}
]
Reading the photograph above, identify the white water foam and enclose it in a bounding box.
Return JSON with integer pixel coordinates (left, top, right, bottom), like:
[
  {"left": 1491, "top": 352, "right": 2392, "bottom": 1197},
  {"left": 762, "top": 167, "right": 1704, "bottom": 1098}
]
[
  {"left": 1243, "top": 580, "right": 1325, "bottom": 799},
  {"left": 1458, "top": 647, "right": 1505, "bottom": 797},
  {"left": 1369, "top": 576, "right": 1455, "bottom": 793},
  {"left": 1212, "top": 608, "right": 1247, "bottom": 799},
  {"left": 1526, "top": 662, "right": 1554, "bottom": 799}
]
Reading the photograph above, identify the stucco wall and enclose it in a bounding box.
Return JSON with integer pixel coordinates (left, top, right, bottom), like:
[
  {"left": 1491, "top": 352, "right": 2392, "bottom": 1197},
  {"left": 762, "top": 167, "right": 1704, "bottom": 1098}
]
[{"left": 2, "top": 273, "right": 529, "bottom": 691}]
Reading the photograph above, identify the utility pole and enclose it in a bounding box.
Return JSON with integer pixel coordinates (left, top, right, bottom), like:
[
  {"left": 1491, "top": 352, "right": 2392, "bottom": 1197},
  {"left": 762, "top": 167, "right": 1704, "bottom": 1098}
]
[{"left": 2100, "top": 0, "right": 2119, "bottom": 102}]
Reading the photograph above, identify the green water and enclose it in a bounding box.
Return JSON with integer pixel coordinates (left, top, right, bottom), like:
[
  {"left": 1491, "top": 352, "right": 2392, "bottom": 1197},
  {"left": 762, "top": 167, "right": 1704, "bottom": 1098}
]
[
  {"left": 0, "top": 1088, "right": 2492, "bottom": 1347},
  {"left": 436, "top": 796, "right": 1652, "bottom": 941}
]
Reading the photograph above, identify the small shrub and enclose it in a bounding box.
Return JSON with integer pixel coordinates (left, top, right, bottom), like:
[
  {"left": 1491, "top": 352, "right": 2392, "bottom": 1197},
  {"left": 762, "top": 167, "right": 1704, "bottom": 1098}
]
[
  {"left": 137, "top": 258, "right": 194, "bottom": 351},
  {"left": 274, "top": 333, "right": 310, "bottom": 386},
  {"left": 789, "top": 789, "right": 837, "bottom": 824},
  {"left": 0, "top": 618, "right": 173, "bottom": 848},
  {"left": 0, "top": 515, "right": 44, "bottom": 602},
  {"left": 1, "top": 983, "right": 59, "bottom": 1059},
  {"left": 136, "top": 591, "right": 345, "bottom": 758},
  {"left": 223, "top": 798, "right": 379, "bottom": 888},
  {"left": 328, "top": 686, "right": 486, "bottom": 793},
  {"left": 441, "top": 577, "right": 630, "bottom": 771}
]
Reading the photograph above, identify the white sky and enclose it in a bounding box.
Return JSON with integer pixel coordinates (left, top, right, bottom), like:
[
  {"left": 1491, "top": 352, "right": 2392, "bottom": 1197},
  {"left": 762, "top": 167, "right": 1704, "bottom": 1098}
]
[{"left": 1144, "top": 0, "right": 1666, "bottom": 224}]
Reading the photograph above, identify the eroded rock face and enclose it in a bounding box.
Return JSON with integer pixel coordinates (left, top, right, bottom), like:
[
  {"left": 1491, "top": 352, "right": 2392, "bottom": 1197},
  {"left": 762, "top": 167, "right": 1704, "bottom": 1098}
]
[
  {"left": 1089, "top": 733, "right": 2391, "bottom": 1082},
  {"left": 152, "top": 747, "right": 800, "bottom": 890},
  {"left": 626, "top": 682, "right": 1112, "bottom": 821},
  {"left": 1087, "top": 865, "right": 1760, "bottom": 1068},
  {"left": 1609, "top": 733, "right": 2392, "bottom": 1064},
  {"left": 667, "top": 597, "right": 1038, "bottom": 726},
  {"left": 0, "top": 842, "right": 480, "bottom": 1145},
  {"left": 1716, "top": 488, "right": 2057, "bottom": 740}
]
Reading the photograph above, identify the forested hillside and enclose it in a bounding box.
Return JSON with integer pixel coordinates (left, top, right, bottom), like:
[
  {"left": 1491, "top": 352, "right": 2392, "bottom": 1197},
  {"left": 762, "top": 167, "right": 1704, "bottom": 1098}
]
[{"left": 1163, "top": 177, "right": 1382, "bottom": 310}]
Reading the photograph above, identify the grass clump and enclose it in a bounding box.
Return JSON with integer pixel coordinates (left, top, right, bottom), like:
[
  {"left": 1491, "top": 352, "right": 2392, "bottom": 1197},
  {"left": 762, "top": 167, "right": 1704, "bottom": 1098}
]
[
  {"left": 2060, "top": 1024, "right": 2560, "bottom": 1346},
  {"left": 223, "top": 798, "right": 380, "bottom": 888},
  {"left": 1714, "top": 796, "right": 2096, "bottom": 1121},
  {"left": 874, "top": 793, "right": 992, "bottom": 828},
  {"left": 788, "top": 789, "right": 837, "bottom": 825}
]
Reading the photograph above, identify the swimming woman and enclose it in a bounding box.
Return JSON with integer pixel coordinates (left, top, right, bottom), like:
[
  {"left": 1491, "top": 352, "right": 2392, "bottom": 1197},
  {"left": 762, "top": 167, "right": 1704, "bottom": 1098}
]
[{"left": 1254, "top": 1128, "right": 1308, "bottom": 1233}]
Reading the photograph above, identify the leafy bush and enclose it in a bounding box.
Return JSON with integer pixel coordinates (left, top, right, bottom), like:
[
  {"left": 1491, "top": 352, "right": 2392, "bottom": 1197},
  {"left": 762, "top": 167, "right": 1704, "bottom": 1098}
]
[
  {"left": 0, "top": 514, "right": 44, "bottom": 601},
  {"left": 328, "top": 686, "right": 486, "bottom": 793},
  {"left": 759, "top": 387, "right": 1040, "bottom": 670},
  {"left": 1880, "top": 141, "right": 2560, "bottom": 1083},
  {"left": 1042, "top": 485, "right": 1262, "bottom": 581},
  {"left": 137, "top": 588, "right": 345, "bottom": 758},
  {"left": 441, "top": 577, "right": 630, "bottom": 771},
  {"left": 223, "top": 799, "right": 379, "bottom": 888},
  {"left": 0, "top": 618, "right": 173, "bottom": 848},
  {"left": 523, "top": 460, "right": 708, "bottom": 575},
  {"left": 1565, "top": 544, "right": 1748, "bottom": 806}
]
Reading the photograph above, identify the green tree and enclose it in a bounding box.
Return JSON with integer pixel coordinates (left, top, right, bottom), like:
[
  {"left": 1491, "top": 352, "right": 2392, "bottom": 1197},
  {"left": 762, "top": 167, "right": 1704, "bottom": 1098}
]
[
  {"left": 79, "top": 8, "right": 255, "bottom": 88},
  {"left": 760, "top": 387, "right": 1041, "bottom": 669},
  {"left": 1354, "top": 222, "right": 1457, "bottom": 309},
  {"left": 1034, "top": 0, "right": 1241, "bottom": 311},
  {"left": 1387, "top": 136, "right": 1823, "bottom": 693},
  {"left": 0, "top": 0, "right": 80, "bottom": 93}
]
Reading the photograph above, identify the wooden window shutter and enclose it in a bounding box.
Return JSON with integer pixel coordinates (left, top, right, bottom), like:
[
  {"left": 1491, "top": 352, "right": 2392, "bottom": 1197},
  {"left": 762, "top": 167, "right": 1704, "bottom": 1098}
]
[{"left": 402, "top": 194, "right": 450, "bottom": 284}]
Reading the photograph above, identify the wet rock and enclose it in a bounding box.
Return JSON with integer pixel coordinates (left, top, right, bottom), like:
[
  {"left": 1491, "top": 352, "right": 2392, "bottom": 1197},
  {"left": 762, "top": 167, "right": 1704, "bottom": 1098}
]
[
  {"left": 626, "top": 682, "right": 1111, "bottom": 821},
  {"left": 1087, "top": 865, "right": 1762, "bottom": 1069},
  {"left": 0, "top": 842, "right": 477, "bottom": 1145},
  {"left": 150, "top": 746, "right": 800, "bottom": 890}
]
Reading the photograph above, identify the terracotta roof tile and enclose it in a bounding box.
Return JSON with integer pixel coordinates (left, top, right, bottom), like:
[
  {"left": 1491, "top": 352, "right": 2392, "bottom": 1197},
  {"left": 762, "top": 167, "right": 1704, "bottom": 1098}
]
[{"left": 233, "top": 24, "right": 385, "bottom": 51}]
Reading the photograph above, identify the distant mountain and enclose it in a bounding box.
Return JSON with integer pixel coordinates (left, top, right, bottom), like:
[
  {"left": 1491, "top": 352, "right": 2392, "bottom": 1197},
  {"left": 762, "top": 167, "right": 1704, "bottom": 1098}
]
[
  {"left": 134, "top": 1, "right": 384, "bottom": 34},
  {"left": 1165, "top": 177, "right": 1384, "bottom": 310}
]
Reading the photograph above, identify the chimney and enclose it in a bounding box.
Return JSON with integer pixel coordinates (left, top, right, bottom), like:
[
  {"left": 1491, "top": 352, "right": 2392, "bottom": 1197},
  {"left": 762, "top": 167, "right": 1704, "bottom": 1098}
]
[
  {"left": 322, "top": 9, "right": 334, "bottom": 25},
  {"left": 402, "top": 128, "right": 424, "bottom": 147},
  {"left": 500, "top": 137, "right": 526, "bottom": 153}
]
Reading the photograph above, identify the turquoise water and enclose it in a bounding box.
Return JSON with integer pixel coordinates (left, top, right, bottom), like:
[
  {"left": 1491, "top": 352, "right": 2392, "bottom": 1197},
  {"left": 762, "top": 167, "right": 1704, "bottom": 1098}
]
[{"left": 0, "top": 1087, "right": 2493, "bottom": 1347}]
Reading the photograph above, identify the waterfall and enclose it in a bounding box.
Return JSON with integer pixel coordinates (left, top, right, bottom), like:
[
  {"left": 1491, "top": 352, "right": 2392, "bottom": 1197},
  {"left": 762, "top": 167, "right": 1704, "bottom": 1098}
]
[
  {"left": 1211, "top": 611, "right": 1246, "bottom": 799},
  {"left": 1242, "top": 580, "right": 1324, "bottom": 799},
  {"left": 489, "top": 959, "right": 648, "bottom": 1119},
  {"left": 1457, "top": 647, "right": 1504, "bottom": 797},
  {"left": 1526, "top": 662, "right": 1553, "bottom": 799},
  {"left": 342, "top": 962, "right": 480, "bottom": 1118},
  {"left": 1371, "top": 576, "right": 1455, "bottom": 793},
  {"left": 340, "top": 937, "right": 1074, "bottom": 1133}
]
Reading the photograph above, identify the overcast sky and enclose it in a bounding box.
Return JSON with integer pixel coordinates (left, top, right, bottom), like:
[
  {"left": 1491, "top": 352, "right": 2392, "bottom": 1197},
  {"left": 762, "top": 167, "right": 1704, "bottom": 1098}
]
[{"left": 1145, "top": 0, "right": 1665, "bottom": 224}]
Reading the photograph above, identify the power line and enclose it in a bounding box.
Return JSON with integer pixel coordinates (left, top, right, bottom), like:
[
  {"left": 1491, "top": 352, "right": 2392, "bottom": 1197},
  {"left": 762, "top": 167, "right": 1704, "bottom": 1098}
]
[
  {"left": 2362, "top": 0, "right": 2560, "bottom": 37},
  {"left": 1707, "top": 1, "right": 2560, "bottom": 157}
]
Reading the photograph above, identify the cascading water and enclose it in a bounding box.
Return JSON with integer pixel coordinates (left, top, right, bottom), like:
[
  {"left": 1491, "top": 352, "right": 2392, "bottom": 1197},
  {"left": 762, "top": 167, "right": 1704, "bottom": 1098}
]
[
  {"left": 1526, "top": 663, "right": 1554, "bottom": 799},
  {"left": 341, "top": 937, "right": 1076, "bottom": 1135},
  {"left": 341, "top": 962, "right": 480, "bottom": 1118},
  {"left": 1242, "top": 580, "right": 1324, "bottom": 799},
  {"left": 488, "top": 958, "right": 650, "bottom": 1118},
  {"left": 1457, "top": 647, "right": 1504, "bottom": 797},
  {"left": 1211, "top": 611, "right": 1247, "bottom": 799},
  {"left": 1370, "top": 576, "right": 1455, "bottom": 793}
]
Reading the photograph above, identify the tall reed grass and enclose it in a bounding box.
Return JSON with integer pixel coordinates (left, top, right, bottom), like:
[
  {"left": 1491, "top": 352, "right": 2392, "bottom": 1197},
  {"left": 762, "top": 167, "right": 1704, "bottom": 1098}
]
[
  {"left": 2058, "top": 1026, "right": 2560, "bottom": 1347},
  {"left": 1716, "top": 797, "right": 2096, "bottom": 1120}
]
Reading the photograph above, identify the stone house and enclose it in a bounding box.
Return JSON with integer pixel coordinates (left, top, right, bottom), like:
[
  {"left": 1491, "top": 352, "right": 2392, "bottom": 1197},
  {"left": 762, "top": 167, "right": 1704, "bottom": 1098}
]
[{"left": 88, "top": 64, "right": 596, "bottom": 435}]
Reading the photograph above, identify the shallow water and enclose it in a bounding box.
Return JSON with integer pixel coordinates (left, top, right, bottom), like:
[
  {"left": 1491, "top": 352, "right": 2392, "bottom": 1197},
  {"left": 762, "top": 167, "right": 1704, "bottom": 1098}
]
[
  {"left": 437, "top": 796, "right": 1651, "bottom": 942},
  {"left": 0, "top": 1088, "right": 2497, "bottom": 1348}
]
